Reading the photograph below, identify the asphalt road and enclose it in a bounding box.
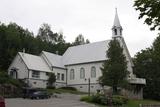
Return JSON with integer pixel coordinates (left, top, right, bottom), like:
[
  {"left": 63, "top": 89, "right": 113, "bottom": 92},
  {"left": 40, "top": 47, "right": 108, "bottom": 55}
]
[{"left": 5, "top": 93, "right": 97, "bottom": 107}]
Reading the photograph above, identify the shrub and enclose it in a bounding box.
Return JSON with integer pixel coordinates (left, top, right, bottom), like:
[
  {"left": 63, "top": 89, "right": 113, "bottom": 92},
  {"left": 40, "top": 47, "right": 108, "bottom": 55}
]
[
  {"left": 80, "top": 94, "right": 128, "bottom": 106},
  {"left": 80, "top": 96, "right": 92, "bottom": 102},
  {"left": 59, "top": 87, "right": 77, "bottom": 91},
  {"left": 112, "top": 95, "right": 128, "bottom": 106},
  {"left": 81, "top": 94, "right": 107, "bottom": 105}
]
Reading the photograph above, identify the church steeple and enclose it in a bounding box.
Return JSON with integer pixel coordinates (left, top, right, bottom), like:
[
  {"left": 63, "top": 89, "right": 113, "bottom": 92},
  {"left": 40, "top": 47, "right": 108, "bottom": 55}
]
[{"left": 112, "top": 8, "right": 123, "bottom": 38}]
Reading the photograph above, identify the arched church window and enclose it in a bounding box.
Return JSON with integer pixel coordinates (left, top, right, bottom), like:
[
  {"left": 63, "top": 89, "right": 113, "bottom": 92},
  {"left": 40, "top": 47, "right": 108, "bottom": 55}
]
[
  {"left": 70, "top": 69, "right": 75, "bottom": 80},
  {"left": 91, "top": 66, "right": 96, "bottom": 78},
  {"left": 80, "top": 67, "right": 85, "bottom": 79},
  {"left": 114, "top": 29, "right": 117, "bottom": 35}
]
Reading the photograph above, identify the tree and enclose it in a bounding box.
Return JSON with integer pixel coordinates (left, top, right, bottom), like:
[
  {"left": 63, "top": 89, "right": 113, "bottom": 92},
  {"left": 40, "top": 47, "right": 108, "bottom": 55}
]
[
  {"left": 134, "top": 0, "right": 160, "bottom": 30},
  {"left": 99, "top": 39, "right": 129, "bottom": 94},
  {"left": 133, "top": 34, "right": 160, "bottom": 100},
  {"left": 37, "top": 23, "right": 58, "bottom": 44},
  {"left": 72, "top": 34, "right": 90, "bottom": 46},
  {"left": 47, "top": 73, "right": 56, "bottom": 87}
]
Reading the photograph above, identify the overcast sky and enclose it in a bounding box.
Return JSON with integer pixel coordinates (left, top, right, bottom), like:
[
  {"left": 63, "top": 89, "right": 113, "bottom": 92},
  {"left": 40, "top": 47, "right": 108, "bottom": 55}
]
[{"left": 0, "top": 0, "right": 159, "bottom": 56}]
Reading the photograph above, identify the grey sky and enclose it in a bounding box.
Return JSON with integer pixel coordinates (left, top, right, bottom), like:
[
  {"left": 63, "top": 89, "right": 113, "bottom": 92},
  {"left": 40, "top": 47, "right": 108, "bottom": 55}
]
[{"left": 0, "top": 0, "right": 158, "bottom": 56}]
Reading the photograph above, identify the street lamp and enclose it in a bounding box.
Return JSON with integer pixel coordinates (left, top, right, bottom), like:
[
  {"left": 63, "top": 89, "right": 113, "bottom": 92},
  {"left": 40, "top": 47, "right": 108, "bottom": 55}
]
[{"left": 85, "top": 78, "right": 90, "bottom": 96}]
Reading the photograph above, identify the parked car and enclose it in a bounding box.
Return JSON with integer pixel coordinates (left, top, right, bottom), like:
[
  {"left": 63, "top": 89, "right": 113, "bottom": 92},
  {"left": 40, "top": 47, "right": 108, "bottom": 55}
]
[
  {"left": 29, "top": 91, "right": 50, "bottom": 99},
  {"left": 0, "top": 96, "right": 5, "bottom": 107},
  {"left": 22, "top": 88, "right": 50, "bottom": 99}
]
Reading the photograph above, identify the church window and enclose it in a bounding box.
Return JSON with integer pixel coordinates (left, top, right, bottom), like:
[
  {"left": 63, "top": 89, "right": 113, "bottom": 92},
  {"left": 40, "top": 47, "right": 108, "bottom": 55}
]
[
  {"left": 70, "top": 69, "right": 75, "bottom": 80},
  {"left": 61, "top": 74, "right": 64, "bottom": 81},
  {"left": 57, "top": 73, "right": 60, "bottom": 80},
  {"left": 80, "top": 67, "right": 85, "bottom": 79},
  {"left": 91, "top": 66, "right": 96, "bottom": 78},
  {"left": 114, "top": 29, "right": 117, "bottom": 35},
  {"left": 32, "top": 71, "right": 40, "bottom": 78}
]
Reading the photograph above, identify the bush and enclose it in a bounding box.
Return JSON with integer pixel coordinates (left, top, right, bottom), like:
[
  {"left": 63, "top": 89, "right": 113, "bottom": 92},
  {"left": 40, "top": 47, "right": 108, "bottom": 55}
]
[
  {"left": 80, "top": 96, "right": 92, "bottom": 102},
  {"left": 80, "top": 94, "right": 128, "bottom": 106},
  {"left": 59, "top": 87, "right": 77, "bottom": 91},
  {"left": 80, "top": 94, "right": 107, "bottom": 105},
  {"left": 112, "top": 95, "right": 128, "bottom": 106}
]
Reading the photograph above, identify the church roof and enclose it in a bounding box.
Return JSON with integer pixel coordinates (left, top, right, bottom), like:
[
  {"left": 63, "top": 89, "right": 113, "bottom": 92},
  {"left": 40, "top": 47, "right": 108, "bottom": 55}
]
[
  {"left": 41, "top": 51, "right": 65, "bottom": 68},
  {"left": 18, "top": 52, "right": 51, "bottom": 72},
  {"left": 62, "top": 40, "right": 110, "bottom": 65}
]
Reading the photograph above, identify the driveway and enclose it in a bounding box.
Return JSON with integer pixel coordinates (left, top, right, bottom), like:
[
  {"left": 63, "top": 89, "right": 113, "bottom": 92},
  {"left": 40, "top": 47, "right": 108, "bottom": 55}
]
[{"left": 5, "top": 93, "right": 97, "bottom": 107}]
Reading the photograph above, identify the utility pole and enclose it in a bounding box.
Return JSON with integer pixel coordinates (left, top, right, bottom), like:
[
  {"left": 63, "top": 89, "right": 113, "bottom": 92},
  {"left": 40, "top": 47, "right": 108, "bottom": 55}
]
[{"left": 88, "top": 78, "right": 90, "bottom": 96}]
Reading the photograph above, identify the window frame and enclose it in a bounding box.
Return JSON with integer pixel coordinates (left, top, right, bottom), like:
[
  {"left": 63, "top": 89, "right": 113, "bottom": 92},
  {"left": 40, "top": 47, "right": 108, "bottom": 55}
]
[
  {"left": 91, "top": 66, "right": 96, "bottom": 78},
  {"left": 80, "top": 67, "right": 85, "bottom": 79},
  {"left": 32, "top": 71, "right": 40, "bottom": 78},
  {"left": 70, "top": 69, "right": 75, "bottom": 80}
]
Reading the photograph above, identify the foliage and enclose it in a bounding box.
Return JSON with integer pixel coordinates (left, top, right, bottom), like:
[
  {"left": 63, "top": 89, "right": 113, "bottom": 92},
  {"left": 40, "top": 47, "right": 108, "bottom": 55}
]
[
  {"left": 72, "top": 34, "right": 90, "bottom": 46},
  {"left": 80, "top": 96, "right": 92, "bottom": 102},
  {"left": 124, "top": 99, "right": 160, "bottom": 107},
  {"left": 37, "top": 23, "right": 58, "bottom": 44},
  {"left": 47, "top": 73, "right": 56, "bottom": 87},
  {"left": 134, "top": 0, "right": 160, "bottom": 30},
  {"left": 133, "top": 34, "right": 160, "bottom": 100},
  {"left": 112, "top": 95, "right": 128, "bottom": 106},
  {"left": 0, "top": 70, "right": 25, "bottom": 87},
  {"left": 99, "top": 39, "right": 129, "bottom": 94},
  {"left": 0, "top": 22, "right": 71, "bottom": 70},
  {"left": 81, "top": 94, "right": 128, "bottom": 106}
]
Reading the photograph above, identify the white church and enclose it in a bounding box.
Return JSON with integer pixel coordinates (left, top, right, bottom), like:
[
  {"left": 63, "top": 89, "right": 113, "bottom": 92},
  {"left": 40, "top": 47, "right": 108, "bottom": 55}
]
[{"left": 8, "top": 10, "right": 146, "bottom": 99}]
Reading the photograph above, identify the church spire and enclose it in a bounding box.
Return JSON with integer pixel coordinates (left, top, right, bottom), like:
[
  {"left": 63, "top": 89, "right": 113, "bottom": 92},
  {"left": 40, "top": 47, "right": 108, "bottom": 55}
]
[{"left": 112, "top": 8, "right": 123, "bottom": 38}]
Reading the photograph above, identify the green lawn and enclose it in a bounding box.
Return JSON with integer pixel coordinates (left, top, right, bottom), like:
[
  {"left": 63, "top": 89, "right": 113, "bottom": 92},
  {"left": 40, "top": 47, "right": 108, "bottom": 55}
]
[
  {"left": 123, "top": 99, "right": 160, "bottom": 107},
  {"left": 47, "top": 88, "right": 87, "bottom": 95},
  {"left": 97, "top": 99, "right": 160, "bottom": 107}
]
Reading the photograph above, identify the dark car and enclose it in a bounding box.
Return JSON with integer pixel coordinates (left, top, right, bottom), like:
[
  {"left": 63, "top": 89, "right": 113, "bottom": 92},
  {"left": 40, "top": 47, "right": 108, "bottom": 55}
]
[
  {"left": 22, "top": 88, "right": 50, "bottom": 99},
  {"left": 0, "top": 96, "right": 5, "bottom": 107},
  {"left": 29, "top": 91, "right": 50, "bottom": 99}
]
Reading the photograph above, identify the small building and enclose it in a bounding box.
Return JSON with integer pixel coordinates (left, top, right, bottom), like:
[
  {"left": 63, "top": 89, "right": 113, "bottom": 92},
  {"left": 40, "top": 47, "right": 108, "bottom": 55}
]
[{"left": 8, "top": 10, "right": 146, "bottom": 99}]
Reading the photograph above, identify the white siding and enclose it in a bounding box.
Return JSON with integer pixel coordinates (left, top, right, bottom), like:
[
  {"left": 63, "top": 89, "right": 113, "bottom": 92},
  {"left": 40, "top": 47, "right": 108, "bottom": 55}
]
[
  {"left": 53, "top": 67, "right": 67, "bottom": 88},
  {"left": 8, "top": 54, "right": 28, "bottom": 79},
  {"left": 66, "top": 62, "right": 103, "bottom": 92}
]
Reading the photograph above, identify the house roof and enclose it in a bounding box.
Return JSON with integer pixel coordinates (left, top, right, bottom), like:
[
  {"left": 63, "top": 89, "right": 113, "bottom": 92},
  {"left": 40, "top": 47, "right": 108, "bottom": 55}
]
[
  {"left": 62, "top": 40, "right": 110, "bottom": 65},
  {"left": 18, "top": 52, "right": 51, "bottom": 72},
  {"left": 41, "top": 51, "right": 65, "bottom": 68}
]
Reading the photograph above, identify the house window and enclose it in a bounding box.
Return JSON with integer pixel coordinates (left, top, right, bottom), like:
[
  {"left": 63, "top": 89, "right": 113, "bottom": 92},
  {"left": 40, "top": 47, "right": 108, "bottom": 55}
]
[
  {"left": 80, "top": 67, "right": 85, "bottom": 79},
  {"left": 57, "top": 73, "right": 60, "bottom": 80},
  {"left": 32, "top": 71, "right": 40, "bottom": 78},
  {"left": 70, "top": 69, "right": 75, "bottom": 80},
  {"left": 91, "top": 66, "right": 96, "bottom": 78},
  {"left": 46, "top": 72, "right": 49, "bottom": 76},
  {"left": 61, "top": 74, "right": 64, "bottom": 81}
]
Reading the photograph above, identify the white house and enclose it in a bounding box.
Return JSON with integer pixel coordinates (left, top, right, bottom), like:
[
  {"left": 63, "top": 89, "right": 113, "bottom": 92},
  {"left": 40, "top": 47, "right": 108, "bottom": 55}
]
[{"left": 8, "top": 10, "right": 146, "bottom": 99}]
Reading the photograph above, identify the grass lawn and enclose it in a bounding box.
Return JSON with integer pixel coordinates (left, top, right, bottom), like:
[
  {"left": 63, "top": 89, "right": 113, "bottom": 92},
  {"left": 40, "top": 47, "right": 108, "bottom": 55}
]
[
  {"left": 97, "top": 99, "right": 160, "bottom": 107},
  {"left": 47, "top": 88, "right": 87, "bottom": 95},
  {"left": 123, "top": 99, "right": 160, "bottom": 107}
]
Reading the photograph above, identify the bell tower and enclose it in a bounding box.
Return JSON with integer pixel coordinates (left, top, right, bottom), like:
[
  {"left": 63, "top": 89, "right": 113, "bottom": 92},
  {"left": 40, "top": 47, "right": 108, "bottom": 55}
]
[{"left": 112, "top": 8, "right": 123, "bottom": 38}]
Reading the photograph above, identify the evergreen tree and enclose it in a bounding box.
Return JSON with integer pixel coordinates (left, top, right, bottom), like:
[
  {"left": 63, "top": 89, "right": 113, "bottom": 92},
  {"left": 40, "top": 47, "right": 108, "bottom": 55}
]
[
  {"left": 47, "top": 73, "right": 56, "bottom": 87},
  {"left": 99, "top": 39, "right": 129, "bottom": 94}
]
